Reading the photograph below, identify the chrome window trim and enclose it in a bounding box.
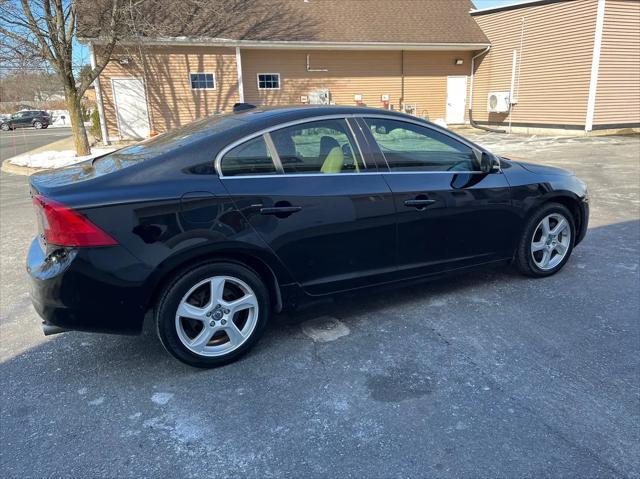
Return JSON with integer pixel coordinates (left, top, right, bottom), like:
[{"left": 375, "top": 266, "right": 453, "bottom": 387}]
[
  {"left": 219, "top": 170, "right": 488, "bottom": 180},
  {"left": 216, "top": 114, "right": 367, "bottom": 177},
  {"left": 345, "top": 118, "right": 367, "bottom": 168},
  {"left": 214, "top": 112, "right": 494, "bottom": 178},
  {"left": 220, "top": 171, "right": 384, "bottom": 179},
  {"left": 263, "top": 132, "right": 284, "bottom": 173}
]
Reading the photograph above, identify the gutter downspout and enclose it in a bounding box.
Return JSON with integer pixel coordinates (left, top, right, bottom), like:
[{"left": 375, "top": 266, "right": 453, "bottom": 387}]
[
  {"left": 235, "top": 47, "right": 244, "bottom": 103},
  {"left": 585, "top": 0, "right": 606, "bottom": 132},
  {"left": 469, "top": 45, "right": 505, "bottom": 133},
  {"left": 89, "top": 43, "right": 110, "bottom": 145}
]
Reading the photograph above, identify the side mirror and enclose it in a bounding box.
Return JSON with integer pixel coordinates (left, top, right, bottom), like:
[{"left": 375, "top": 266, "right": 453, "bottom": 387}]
[{"left": 474, "top": 149, "right": 500, "bottom": 174}]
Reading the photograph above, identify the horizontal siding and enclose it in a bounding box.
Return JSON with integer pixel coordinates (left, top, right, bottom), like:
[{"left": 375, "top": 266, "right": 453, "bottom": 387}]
[
  {"left": 242, "top": 50, "right": 404, "bottom": 110},
  {"left": 403, "top": 51, "right": 473, "bottom": 121},
  {"left": 97, "top": 46, "right": 239, "bottom": 138},
  {"left": 472, "top": 0, "right": 598, "bottom": 126},
  {"left": 593, "top": 0, "right": 640, "bottom": 126},
  {"left": 97, "top": 47, "right": 475, "bottom": 136},
  {"left": 242, "top": 49, "right": 472, "bottom": 122}
]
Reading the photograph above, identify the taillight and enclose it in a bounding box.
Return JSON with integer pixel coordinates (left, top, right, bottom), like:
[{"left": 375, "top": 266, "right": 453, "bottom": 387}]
[{"left": 32, "top": 194, "right": 118, "bottom": 247}]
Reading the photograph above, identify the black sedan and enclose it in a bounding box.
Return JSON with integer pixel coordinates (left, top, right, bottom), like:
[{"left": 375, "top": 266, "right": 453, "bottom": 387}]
[
  {"left": 1, "top": 110, "right": 51, "bottom": 130},
  {"left": 27, "top": 105, "right": 589, "bottom": 367}
]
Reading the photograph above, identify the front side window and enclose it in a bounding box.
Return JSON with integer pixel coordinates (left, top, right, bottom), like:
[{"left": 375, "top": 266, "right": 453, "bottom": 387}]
[
  {"left": 190, "top": 73, "right": 215, "bottom": 89},
  {"left": 220, "top": 136, "right": 278, "bottom": 177},
  {"left": 364, "top": 118, "right": 478, "bottom": 172},
  {"left": 257, "top": 73, "right": 280, "bottom": 90},
  {"left": 270, "top": 119, "right": 364, "bottom": 174}
]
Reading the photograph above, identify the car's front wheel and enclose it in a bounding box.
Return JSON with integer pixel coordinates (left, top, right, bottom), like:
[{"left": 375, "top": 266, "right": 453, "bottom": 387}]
[
  {"left": 155, "top": 262, "right": 270, "bottom": 368},
  {"left": 514, "top": 203, "right": 576, "bottom": 277},
  {"left": 0, "top": 123, "right": 10, "bottom": 131}
]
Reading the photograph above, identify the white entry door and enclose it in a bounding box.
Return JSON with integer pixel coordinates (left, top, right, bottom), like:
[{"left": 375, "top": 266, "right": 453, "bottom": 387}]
[
  {"left": 446, "top": 76, "right": 468, "bottom": 124},
  {"left": 112, "top": 78, "right": 150, "bottom": 139}
]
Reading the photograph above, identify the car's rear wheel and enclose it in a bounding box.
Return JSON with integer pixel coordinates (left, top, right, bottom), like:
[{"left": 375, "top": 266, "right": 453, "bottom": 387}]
[
  {"left": 0, "top": 123, "right": 9, "bottom": 131},
  {"left": 155, "top": 262, "right": 270, "bottom": 368},
  {"left": 33, "top": 121, "right": 43, "bottom": 129},
  {"left": 515, "top": 203, "right": 575, "bottom": 277}
]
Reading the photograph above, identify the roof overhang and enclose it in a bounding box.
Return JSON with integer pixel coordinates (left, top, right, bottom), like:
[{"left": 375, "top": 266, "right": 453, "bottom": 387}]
[
  {"left": 79, "top": 36, "right": 490, "bottom": 51},
  {"left": 470, "top": 0, "right": 566, "bottom": 16}
]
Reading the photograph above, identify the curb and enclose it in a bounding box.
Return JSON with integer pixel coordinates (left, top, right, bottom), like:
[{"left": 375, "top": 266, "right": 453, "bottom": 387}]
[{"left": 1, "top": 159, "right": 43, "bottom": 176}]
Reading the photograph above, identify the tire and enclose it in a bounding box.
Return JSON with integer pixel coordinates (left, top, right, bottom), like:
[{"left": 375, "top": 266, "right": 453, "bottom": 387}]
[
  {"left": 155, "top": 262, "right": 271, "bottom": 368},
  {"left": 0, "top": 123, "right": 9, "bottom": 131},
  {"left": 33, "top": 121, "right": 43, "bottom": 129},
  {"left": 42, "top": 125, "right": 49, "bottom": 129},
  {"left": 514, "top": 202, "right": 576, "bottom": 277}
]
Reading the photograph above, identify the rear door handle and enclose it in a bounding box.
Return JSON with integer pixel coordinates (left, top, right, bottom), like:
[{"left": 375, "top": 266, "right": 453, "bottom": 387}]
[
  {"left": 260, "top": 206, "right": 302, "bottom": 217},
  {"left": 404, "top": 199, "right": 436, "bottom": 208}
]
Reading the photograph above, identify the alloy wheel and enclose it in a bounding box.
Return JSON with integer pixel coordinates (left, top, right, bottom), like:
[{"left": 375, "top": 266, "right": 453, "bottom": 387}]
[
  {"left": 530, "top": 213, "right": 571, "bottom": 270},
  {"left": 175, "top": 275, "right": 259, "bottom": 357},
  {"left": 33, "top": 121, "right": 43, "bottom": 129},
  {"left": 0, "top": 124, "right": 9, "bottom": 131}
]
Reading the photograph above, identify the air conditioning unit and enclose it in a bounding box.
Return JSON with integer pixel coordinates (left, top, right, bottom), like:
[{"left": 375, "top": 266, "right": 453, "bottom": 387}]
[
  {"left": 308, "top": 89, "right": 331, "bottom": 105},
  {"left": 487, "top": 91, "right": 511, "bottom": 113}
]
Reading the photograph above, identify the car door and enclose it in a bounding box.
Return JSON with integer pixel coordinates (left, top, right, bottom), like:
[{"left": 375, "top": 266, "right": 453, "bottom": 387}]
[
  {"left": 20, "top": 111, "right": 35, "bottom": 128},
  {"left": 358, "top": 116, "right": 519, "bottom": 276},
  {"left": 10, "top": 112, "right": 24, "bottom": 128},
  {"left": 218, "top": 117, "right": 397, "bottom": 295}
]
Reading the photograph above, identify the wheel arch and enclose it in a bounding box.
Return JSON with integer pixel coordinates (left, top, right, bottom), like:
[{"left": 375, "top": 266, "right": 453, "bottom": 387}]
[
  {"left": 537, "top": 193, "right": 583, "bottom": 239},
  {"left": 144, "top": 247, "right": 288, "bottom": 315}
]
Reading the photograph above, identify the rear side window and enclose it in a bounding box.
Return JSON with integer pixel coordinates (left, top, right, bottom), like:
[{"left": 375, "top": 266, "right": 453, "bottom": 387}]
[
  {"left": 364, "top": 118, "right": 478, "bottom": 172},
  {"left": 270, "top": 119, "right": 364, "bottom": 174},
  {"left": 220, "top": 136, "right": 278, "bottom": 177}
]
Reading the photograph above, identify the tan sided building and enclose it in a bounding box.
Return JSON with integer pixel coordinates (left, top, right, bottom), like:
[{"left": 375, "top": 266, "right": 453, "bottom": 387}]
[
  {"left": 79, "top": 0, "right": 639, "bottom": 140},
  {"left": 78, "top": 0, "right": 489, "bottom": 140},
  {"left": 470, "top": 0, "right": 640, "bottom": 134}
]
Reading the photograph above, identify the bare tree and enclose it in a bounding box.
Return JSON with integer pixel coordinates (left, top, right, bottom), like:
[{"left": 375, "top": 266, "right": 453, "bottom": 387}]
[
  {"left": 1, "top": 0, "right": 318, "bottom": 153},
  {"left": 0, "top": 0, "right": 124, "bottom": 155}
]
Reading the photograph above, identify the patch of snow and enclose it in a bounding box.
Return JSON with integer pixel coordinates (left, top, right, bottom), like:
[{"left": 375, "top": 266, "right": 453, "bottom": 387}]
[
  {"left": 301, "top": 316, "right": 350, "bottom": 343},
  {"left": 88, "top": 396, "right": 105, "bottom": 406},
  {"left": 8, "top": 147, "right": 115, "bottom": 169}
]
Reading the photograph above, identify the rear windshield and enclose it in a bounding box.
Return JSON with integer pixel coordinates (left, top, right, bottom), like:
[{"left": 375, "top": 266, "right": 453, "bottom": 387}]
[{"left": 92, "top": 113, "right": 243, "bottom": 172}]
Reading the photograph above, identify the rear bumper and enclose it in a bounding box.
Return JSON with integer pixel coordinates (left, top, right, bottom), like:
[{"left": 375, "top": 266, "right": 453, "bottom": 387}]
[{"left": 27, "top": 238, "right": 151, "bottom": 334}]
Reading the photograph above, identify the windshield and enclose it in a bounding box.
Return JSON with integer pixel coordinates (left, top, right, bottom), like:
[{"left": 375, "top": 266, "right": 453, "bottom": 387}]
[{"left": 93, "top": 112, "right": 243, "bottom": 169}]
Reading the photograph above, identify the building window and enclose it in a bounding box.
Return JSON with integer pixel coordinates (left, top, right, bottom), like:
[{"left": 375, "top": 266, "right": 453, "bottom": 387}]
[
  {"left": 190, "top": 73, "right": 215, "bottom": 89},
  {"left": 257, "top": 73, "right": 280, "bottom": 90}
]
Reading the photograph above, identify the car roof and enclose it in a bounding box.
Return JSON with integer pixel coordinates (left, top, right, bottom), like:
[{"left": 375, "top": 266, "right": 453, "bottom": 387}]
[{"left": 231, "top": 104, "right": 424, "bottom": 125}]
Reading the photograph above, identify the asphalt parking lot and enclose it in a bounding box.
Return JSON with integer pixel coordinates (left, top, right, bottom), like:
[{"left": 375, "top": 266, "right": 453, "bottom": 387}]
[
  {"left": 0, "top": 127, "right": 72, "bottom": 161},
  {"left": 1, "top": 131, "right": 639, "bottom": 478}
]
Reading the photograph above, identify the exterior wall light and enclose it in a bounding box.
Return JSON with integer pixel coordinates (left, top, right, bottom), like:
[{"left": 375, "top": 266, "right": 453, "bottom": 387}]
[{"left": 455, "top": 59, "right": 464, "bottom": 65}]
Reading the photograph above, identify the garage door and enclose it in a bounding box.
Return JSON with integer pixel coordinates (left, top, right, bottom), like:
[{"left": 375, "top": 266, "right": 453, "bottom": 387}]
[{"left": 112, "top": 78, "right": 150, "bottom": 139}]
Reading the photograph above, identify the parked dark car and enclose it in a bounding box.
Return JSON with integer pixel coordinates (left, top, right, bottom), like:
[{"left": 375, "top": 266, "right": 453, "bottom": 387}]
[
  {"left": 27, "top": 105, "right": 589, "bottom": 367},
  {"left": 1, "top": 110, "right": 51, "bottom": 130}
]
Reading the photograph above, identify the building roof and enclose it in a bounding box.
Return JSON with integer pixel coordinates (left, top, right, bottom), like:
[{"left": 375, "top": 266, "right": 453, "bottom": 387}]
[{"left": 78, "top": 0, "right": 489, "bottom": 47}]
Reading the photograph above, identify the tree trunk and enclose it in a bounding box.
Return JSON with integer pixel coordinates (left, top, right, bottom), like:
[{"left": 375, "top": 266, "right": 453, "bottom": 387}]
[{"left": 64, "top": 86, "right": 91, "bottom": 156}]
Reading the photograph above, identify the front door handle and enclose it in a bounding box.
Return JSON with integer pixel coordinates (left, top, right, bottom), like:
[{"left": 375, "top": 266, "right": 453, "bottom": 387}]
[{"left": 404, "top": 199, "right": 436, "bottom": 209}]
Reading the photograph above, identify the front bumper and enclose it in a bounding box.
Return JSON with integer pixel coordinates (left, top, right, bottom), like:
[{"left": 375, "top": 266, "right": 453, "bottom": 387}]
[
  {"left": 576, "top": 198, "right": 589, "bottom": 246},
  {"left": 27, "top": 238, "right": 151, "bottom": 334}
]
